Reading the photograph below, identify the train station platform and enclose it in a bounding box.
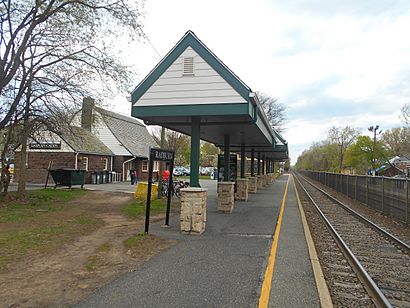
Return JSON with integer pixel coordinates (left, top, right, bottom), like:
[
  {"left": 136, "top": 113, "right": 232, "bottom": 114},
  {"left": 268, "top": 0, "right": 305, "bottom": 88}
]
[{"left": 77, "top": 175, "right": 325, "bottom": 307}]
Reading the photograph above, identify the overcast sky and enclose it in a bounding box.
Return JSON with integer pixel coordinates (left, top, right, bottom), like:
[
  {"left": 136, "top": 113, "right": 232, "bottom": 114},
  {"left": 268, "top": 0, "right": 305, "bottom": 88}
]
[{"left": 113, "top": 0, "right": 410, "bottom": 164}]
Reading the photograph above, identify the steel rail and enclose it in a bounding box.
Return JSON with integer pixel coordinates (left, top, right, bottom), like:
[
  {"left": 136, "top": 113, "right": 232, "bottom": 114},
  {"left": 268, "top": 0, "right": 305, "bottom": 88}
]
[
  {"left": 297, "top": 173, "right": 410, "bottom": 252},
  {"left": 293, "top": 174, "right": 393, "bottom": 308}
]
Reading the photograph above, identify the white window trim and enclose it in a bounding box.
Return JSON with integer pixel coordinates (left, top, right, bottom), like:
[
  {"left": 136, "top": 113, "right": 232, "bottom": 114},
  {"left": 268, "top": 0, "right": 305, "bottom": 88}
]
[
  {"left": 142, "top": 160, "right": 159, "bottom": 172},
  {"left": 153, "top": 161, "right": 159, "bottom": 172},
  {"left": 103, "top": 158, "right": 108, "bottom": 170},
  {"left": 142, "top": 160, "right": 148, "bottom": 172},
  {"left": 83, "top": 157, "right": 89, "bottom": 171}
]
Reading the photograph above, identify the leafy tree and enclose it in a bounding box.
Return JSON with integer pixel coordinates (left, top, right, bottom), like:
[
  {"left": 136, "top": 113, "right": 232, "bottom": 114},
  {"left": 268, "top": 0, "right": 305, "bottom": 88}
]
[
  {"left": 200, "top": 142, "right": 219, "bottom": 167},
  {"left": 257, "top": 92, "right": 287, "bottom": 133},
  {"left": 295, "top": 142, "right": 336, "bottom": 171},
  {"left": 151, "top": 128, "right": 190, "bottom": 166},
  {"left": 344, "top": 136, "right": 388, "bottom": 174},
  {"left": 328, "top": 126, "right": 359, "bottom": 173},
  {"left": 283, "top": 158, "right": 290, "bottom": 171}
]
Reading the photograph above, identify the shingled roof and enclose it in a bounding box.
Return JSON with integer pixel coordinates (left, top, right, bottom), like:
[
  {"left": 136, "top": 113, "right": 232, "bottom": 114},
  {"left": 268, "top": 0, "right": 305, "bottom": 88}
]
[
  {"left": 60, "top": 126, "right": 113, "bottom": 155},
  {"left": 95, "top": 106, "right": 157, "bottom": 158}
]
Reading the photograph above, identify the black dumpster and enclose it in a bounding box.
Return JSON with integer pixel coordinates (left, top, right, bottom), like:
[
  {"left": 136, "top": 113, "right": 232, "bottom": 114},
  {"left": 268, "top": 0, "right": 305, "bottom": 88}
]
[{"left": 49, "top": 169, "right": 85, "bottom": 188}]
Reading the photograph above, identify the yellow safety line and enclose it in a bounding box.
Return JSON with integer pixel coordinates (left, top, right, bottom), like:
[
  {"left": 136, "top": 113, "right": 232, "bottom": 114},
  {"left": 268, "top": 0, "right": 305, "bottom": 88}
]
[{"left": 258, "top": 175, "right": 290, "bottom": 308}]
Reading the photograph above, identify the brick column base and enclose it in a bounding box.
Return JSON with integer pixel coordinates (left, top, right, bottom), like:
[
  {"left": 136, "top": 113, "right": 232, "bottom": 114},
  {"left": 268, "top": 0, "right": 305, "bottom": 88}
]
[
  {"left": 217, "top": 182, "right": 235, "bottom": 213},
  {"left": 248, "top": 177, "right": 257, "bottom": 193},
  {"left": 235, "top": 178, "right": 249, "bottom": 201},
  {"left": 180, "top": 188, "right": 207, "bottom": 235}
]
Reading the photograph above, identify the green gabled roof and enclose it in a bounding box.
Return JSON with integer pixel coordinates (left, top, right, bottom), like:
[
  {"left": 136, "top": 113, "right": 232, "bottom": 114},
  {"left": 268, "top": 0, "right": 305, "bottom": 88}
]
[{"left": 131, "top": 30, "right": 252, "bottom": 103}]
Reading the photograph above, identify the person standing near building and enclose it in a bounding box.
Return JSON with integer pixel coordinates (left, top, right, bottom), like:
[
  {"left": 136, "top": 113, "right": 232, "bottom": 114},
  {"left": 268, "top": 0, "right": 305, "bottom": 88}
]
[
  {"left": 130, "top": 169, "right": 136, "bottom": 185},
  {"left": 133, "top": 170, "right": 138, "bottom": 185}
]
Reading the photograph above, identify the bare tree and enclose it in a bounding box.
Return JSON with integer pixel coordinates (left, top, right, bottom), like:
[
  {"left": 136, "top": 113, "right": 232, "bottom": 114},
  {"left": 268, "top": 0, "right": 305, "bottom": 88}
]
[
  {"left": 0, "top": 0, "right": 144, "bottom": 129},
  {"left": 151, "top": 128, "right": 190, "bottom": 166},
  {"left": 382, "top": 127, "right": 410, "bottom": 157},
  {"left": 257, "top": 92, "right": 287, "bottom": 133},
  {"left": 402, "top": 103, "right": 410, "bottom": 127},
  {"left": 328, "top": 126, "right": 359, "bottom": 173},
  {"left": 0, "top": 0, "right": 145, "bottom": 193}
]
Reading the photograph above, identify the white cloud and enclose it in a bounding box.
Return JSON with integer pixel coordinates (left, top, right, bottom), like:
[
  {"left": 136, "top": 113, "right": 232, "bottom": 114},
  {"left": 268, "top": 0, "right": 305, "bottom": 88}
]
[{"left": 108, "top": 0, "right": 410, "bottom": 164}]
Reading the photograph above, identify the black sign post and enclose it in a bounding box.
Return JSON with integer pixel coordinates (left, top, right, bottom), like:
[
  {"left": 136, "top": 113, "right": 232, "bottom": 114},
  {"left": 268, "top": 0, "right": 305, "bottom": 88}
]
[{"left": 144, "top": 147, "right": 175, "bottom": 233}]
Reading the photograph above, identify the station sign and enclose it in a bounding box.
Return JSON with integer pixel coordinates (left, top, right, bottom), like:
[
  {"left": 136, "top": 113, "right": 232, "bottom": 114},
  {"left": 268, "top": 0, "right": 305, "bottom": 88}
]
[
  {"left": 145, "top": 147, "right": 175, "bottom": 233},
  {"left": 150, "top": 147, "right": 174, "bottom": 161},
  {"left": 29, "top": 142, "right": 61, "bottom": 150}
]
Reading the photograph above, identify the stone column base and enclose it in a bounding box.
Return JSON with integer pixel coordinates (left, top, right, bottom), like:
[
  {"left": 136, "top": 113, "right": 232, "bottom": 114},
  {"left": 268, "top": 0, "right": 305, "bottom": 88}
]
[
  {"left": 248, "top": 177, "right": 257, "bottom": 193},
  {"left": 217, "top": 182, "right": 235, "bottom": 213},
  {"left": 264, "top": 174, "right": 269, "bottom": 186},
  {"left": 235, "top": 178, "right": 249, "bottom": 201},
  {"left": 180, "top": 188, "right": 207, "bottom": 235},
  {"left": 257, "top": 175, "right": 264, "bottom": 189}
]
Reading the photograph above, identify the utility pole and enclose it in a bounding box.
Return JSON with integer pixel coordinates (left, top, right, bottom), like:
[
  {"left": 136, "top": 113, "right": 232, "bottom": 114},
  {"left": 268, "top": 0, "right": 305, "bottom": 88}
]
[{"left": 368, "top": 125, "right": 382, "bottom": 176}]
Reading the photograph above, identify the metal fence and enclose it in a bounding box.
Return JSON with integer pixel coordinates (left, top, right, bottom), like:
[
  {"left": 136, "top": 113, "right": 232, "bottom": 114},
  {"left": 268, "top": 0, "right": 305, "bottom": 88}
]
[{"left": 301, "top": 171, "right": 409, "bottom": 225}]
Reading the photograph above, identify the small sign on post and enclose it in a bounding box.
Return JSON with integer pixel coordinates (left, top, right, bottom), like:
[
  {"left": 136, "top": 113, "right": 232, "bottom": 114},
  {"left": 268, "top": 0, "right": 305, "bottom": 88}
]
[{"left": 145, "top": 147, "right": 175, "bottom": 233}]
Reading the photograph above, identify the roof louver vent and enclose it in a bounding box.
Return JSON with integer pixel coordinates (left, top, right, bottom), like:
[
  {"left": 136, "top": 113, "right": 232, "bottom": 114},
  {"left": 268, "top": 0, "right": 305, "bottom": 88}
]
[{"left": 183, "top": 57, "right": 194, "bottom": 75}]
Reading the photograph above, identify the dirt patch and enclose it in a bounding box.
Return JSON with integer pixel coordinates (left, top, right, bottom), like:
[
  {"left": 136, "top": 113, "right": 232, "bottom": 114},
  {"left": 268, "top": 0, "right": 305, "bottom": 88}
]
[{"left": 0, "top": 191, "right": 177, "bottom": 307}]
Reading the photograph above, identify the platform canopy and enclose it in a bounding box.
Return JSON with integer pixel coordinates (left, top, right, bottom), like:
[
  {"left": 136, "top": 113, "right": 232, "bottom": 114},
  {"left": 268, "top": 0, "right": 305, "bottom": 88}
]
[{"left": 131, "top": 30, "right": 288, "bottom": 185}]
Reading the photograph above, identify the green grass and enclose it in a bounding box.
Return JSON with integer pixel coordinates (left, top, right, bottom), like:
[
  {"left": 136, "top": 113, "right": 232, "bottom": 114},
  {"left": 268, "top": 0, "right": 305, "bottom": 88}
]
[
  {"left": 84, "top": 242, "right": 112, "bottom": 272},
  {"left": 124, "top": 232, "right": 147, "bottom": 248},
  {"left": 73, "top": 216, "right": 98, "bottom": 225},
  {"left": 85, "top": 255, "right": 101, "bottom": 271},
  {"left": 0, "top": 188, "right": 87, "bottom": 223},
  {"left": 0, "top": 224, "right": 66, "bottom": 270},
  {"left": 97, "top": 242, "right": 111, "bottom": 253},
  {"left": 0, "top": 189, "right": 97, "bottom": 272},
  {"left": 121, "top": 198, "right": 171, "bottom": 219}
]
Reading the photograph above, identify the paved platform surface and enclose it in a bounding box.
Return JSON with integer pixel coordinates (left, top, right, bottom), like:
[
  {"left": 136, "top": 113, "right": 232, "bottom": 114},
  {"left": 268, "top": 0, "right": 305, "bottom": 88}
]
[
  {"left": 269, "top": 176, "right": 320, "bottom": 307},
  {"left": 77, "top": 175, "right": 320, "bottom": 307}
]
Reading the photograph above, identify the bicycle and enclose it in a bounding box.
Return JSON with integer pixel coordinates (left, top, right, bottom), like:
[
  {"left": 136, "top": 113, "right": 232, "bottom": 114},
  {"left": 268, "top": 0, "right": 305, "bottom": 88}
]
[{"left": 161, "top": 179, "right": 189, "bottom": 198}]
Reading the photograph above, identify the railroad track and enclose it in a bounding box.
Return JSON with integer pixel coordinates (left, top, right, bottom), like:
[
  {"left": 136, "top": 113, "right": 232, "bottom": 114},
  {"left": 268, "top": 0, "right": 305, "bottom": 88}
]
[{"left": 294, "top": 173, "right": 410, "bottom": 308}]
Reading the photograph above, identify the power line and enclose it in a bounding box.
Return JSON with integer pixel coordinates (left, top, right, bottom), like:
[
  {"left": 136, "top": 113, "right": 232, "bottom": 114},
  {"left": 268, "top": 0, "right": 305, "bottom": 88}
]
[{"left": 141, "top": 30, "right": 162, "bottom": 59}]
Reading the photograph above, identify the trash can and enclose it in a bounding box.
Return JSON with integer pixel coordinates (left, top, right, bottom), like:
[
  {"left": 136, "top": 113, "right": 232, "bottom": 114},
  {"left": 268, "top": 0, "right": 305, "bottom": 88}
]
[
  {"left": 49, "top": 169, "right": 85, "bottom": 188},
  {"left": 103, "top": 170, "right": 109, "bottom": 183},
  {"left": 96, "top": 171, "right": 103, "bottom": 184},
  {"left": 91, "top": 171, "right": 97, "bottom": 184}
]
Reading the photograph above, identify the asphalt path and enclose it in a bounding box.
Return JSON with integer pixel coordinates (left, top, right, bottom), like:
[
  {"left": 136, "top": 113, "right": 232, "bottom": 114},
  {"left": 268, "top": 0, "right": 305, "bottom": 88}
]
[{"left": 77, "top": 177, "right": 287, "bottom": 307}]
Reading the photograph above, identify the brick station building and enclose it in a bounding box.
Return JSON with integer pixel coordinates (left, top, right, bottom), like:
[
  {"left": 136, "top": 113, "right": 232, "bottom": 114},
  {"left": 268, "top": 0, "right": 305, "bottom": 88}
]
[{"left": 14, "top": 98, "right": 157, "bottom": 184}]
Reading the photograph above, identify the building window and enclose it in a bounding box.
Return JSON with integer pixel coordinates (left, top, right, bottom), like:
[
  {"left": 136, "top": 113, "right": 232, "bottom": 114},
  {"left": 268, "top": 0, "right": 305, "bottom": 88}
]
[
  {"left": 182, "top": 57, "right": 194, "bottom": 75},
  {"left": 103, "top": 158, "right": 108, "bottom": 170},
  {"left": 142, "top": 160, "right": 148, "bottom": 172},
  {"left": 82, "top": 157, "right": 89, "bottom": 171},
  {"left": 141, "top": 160, "right": 159, "bottom": 172}
]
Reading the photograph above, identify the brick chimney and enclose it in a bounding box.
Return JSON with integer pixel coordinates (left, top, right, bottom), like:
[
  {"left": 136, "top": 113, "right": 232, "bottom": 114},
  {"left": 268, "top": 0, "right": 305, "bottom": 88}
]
[{"left": 81, "top": 97, "right": 95, "bottom": 131}]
